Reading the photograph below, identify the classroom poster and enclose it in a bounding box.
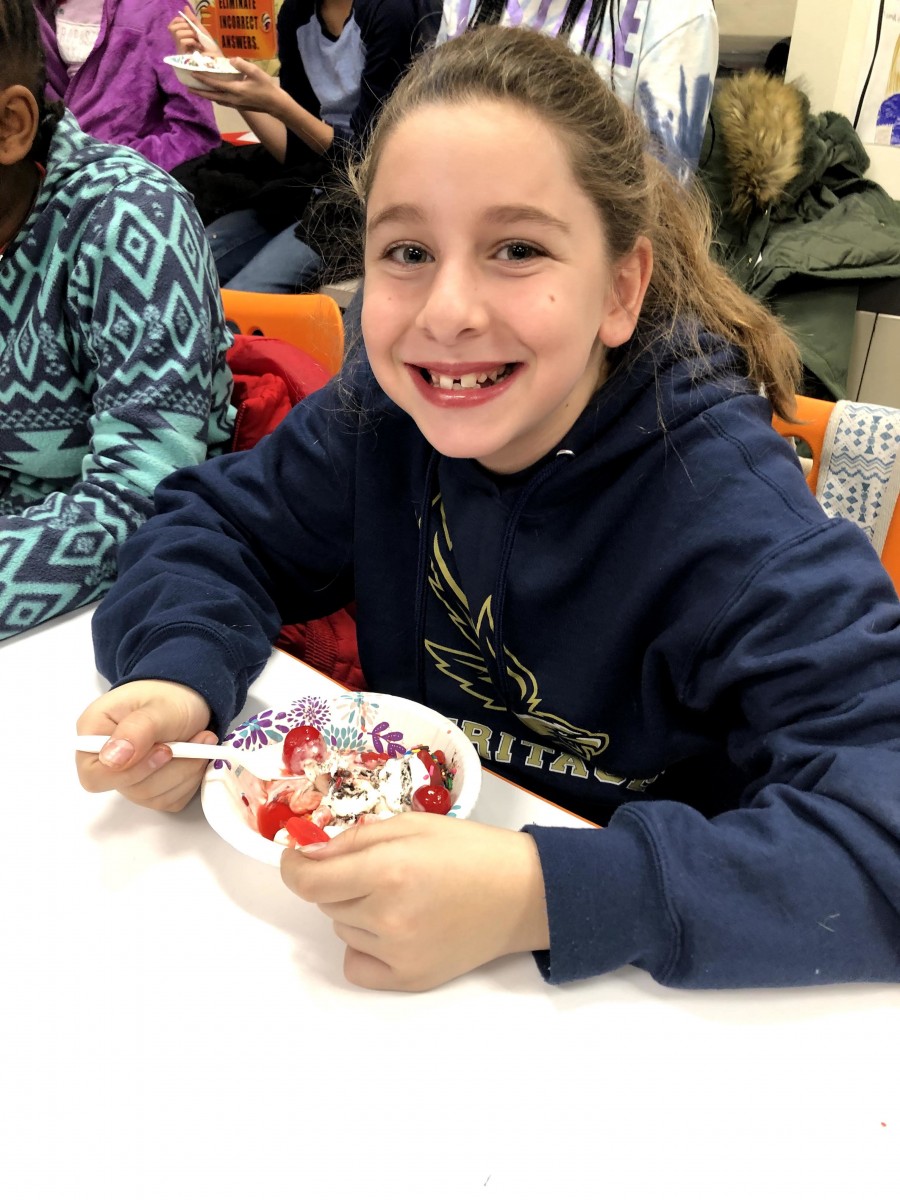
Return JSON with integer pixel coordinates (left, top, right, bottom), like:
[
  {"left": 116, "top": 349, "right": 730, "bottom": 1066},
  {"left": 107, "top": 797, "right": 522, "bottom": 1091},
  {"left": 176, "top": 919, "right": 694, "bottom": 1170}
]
[
  {"left": 856, "top": 0, "right": 900, "bottom": 147},
  {"left": 195, "top": 0, "right": 278, "bottom": 60}
]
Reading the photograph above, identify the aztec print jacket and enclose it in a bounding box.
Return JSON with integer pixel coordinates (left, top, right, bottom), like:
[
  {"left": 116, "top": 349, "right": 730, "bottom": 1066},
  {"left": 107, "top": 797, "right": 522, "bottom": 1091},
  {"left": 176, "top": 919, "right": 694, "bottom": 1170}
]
[{"left": 0, "top": 112, "right": 234, "bottom": 640}]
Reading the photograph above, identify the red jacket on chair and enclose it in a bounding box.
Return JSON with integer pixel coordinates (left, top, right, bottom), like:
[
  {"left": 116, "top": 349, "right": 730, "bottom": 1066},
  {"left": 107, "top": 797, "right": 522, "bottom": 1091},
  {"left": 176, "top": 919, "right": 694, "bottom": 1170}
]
[{"left": 226, "top": 335, "right": 365, "bottom": 690}]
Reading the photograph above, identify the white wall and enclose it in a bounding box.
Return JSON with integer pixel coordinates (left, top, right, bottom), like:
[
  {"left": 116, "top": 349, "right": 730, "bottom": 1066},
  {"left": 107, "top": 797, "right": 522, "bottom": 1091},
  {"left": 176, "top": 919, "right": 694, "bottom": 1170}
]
[
  {"left": 788, "top": 0, "right": 900, "bottom": 196},
  {"left": 716, "top": 1, "right": 797, "bottom": 42}
]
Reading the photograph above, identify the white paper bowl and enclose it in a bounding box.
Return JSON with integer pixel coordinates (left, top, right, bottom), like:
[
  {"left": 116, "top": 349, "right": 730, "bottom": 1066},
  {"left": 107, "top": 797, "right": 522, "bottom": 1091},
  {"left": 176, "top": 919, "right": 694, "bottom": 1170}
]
[
  {"left": 164, "top": 53, "right": 243, "bottom": 89},
  {"left": 200, "top": 691, "right": 482, "bottom": 867}
]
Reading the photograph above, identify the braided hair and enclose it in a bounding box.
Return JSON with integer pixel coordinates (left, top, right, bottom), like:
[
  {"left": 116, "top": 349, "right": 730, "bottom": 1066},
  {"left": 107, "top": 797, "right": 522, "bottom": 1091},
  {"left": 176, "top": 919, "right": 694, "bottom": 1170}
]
[
  {"left": 0, "top": 0, "right": 63, "bottom": 161},
  {"left": 467, "top": 0, "right": 619, "bottom": 63}
]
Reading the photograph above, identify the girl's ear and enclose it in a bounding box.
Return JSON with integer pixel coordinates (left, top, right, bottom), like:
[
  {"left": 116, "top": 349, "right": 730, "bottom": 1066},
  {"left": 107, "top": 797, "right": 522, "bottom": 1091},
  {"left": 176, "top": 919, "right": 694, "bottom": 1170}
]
[
  {"left": 598, "top": 236, "right": 654, "bottom": 348},
  {"left": 0, "top": 85, "right": 40, "bottom": 167}
]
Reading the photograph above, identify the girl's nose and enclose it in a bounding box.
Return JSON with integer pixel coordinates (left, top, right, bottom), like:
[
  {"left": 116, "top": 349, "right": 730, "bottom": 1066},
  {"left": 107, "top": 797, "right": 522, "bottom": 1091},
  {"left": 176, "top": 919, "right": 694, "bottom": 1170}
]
[{"left": 415, "top": 262, "right": 486, "bottom": 342}]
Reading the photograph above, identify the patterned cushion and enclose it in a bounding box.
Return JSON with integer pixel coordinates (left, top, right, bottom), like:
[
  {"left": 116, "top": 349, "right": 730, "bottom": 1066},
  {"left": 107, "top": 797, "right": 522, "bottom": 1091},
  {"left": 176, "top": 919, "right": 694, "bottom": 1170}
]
[{"left": 816, "top": 401, "right": 900, "bottom": 557}]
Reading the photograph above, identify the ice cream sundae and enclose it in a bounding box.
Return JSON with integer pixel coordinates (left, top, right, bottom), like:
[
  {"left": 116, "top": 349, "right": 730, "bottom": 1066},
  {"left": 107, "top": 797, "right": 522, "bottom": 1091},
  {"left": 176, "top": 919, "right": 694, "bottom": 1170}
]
[
  {"left": 239, "top": 724, "right": 458, "bottom": 847},
  {"left": 180, "top": 50, "right": 240, "bottom": 72}
]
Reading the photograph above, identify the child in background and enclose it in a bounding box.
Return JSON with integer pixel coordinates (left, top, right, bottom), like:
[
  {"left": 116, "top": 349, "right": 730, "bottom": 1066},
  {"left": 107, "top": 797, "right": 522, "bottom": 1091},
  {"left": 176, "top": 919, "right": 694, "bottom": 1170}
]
[
  {"left": 33, "top": 0, "right": 220, "bottom": 172},
  {"left": 169, "top": 0, "right": 425, "bottom": 292},
  {"left": 437, "top": 0, "right": 718, "bottom": 181},
  {"left": 0, "top": 0, "right": 234, "bottom": 639},
  {"left": 77, "top": 28, "right": 900, "bottom": 993}
]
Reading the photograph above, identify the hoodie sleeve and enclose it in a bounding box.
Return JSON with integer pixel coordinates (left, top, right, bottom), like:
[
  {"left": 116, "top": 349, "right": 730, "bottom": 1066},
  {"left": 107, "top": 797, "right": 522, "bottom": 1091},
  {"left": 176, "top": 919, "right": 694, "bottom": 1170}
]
[
  {"left": 281, "top": 0, "right": 422, "bottom": 166},
  {"left": 527, "top": 516, "right": 900, "bottom": 988},
  {"left": 342, "top": 0, "right": 424, "bottom": 150},
  {"left": 0, "top": 177, "right": 233, "bottom": 642},
  {"left": 632, "top": 5, "right": 718, "bottom": 181},
  {"left": 90, "top": 379, "right": 362, "bottom": 734}
]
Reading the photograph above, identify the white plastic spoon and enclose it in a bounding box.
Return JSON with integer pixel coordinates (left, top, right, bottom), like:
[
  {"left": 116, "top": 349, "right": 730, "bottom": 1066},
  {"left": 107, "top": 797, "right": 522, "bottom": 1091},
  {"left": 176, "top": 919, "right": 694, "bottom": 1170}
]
[
  {"left": 76, "top": 734, "right": 272, "bottom": 778},
  {"left": 178, "top": 7, "right": 224, "bottom": 55}
]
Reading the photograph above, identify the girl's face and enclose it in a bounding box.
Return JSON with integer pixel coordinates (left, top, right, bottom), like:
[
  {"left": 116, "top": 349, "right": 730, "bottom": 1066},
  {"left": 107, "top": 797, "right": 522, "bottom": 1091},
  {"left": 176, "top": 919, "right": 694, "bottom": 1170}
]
[{"left": 361, "top": 100, "right": 649, "bottom": 474}]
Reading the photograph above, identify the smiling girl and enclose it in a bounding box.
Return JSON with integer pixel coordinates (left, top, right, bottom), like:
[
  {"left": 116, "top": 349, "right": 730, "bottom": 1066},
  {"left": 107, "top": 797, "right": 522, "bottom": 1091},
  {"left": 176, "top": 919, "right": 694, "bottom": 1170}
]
[{"left": 77, "top": 28, "right": 900, "bottom": 993}]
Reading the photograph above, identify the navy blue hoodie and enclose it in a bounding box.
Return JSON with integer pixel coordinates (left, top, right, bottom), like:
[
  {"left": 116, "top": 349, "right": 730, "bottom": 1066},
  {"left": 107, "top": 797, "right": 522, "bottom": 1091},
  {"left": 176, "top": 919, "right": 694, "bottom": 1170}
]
[{"left": 93, "top": 336, "right": 900, "bottom": 990}]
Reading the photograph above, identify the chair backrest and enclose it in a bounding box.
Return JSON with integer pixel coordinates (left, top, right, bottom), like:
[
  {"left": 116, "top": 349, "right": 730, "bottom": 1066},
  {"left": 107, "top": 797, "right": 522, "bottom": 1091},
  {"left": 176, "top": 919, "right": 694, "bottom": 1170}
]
[
  {"left": 221, "top": 289, "right": 344, "bottom": 377},
  {"left": 774, "top": 394, "right": 900, "bottom": 591}
]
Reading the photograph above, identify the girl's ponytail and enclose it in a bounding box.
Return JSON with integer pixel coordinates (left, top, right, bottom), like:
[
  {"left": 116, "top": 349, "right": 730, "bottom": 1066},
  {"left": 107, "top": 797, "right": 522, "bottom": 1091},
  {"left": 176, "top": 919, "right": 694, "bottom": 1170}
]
[{"left": 639, "top": 156, "right": 800, "bottom": 417}]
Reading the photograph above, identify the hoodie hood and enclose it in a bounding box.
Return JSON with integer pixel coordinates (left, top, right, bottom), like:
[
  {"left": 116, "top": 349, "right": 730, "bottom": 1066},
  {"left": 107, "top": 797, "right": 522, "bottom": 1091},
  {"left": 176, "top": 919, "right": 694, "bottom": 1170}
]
[
  {"left": 36, "top": 109, "right": 121, "bottom": 188},
  {"left": 471, "top": 327, "right": 753, "bottom": 500}
]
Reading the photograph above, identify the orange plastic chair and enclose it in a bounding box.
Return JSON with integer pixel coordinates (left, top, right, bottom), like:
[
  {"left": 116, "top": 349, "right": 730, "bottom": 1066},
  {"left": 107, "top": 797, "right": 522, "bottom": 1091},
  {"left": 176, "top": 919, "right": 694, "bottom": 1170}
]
[
  {"left": 221, "top": 289, "right": 344, "bottom": 377},
  {"left": 774, "top": 394, "right": 900, "bottom": 591}
]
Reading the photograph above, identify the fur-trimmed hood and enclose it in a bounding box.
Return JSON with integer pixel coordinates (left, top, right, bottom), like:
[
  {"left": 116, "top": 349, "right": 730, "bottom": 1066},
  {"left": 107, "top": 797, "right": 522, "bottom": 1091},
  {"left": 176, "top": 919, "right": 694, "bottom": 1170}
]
[
  {"left": 700, "top": 70, "right": 876, "bottom": 227},
  {"left": 712, "top": 71, "right": 809, "bottom": 220}
]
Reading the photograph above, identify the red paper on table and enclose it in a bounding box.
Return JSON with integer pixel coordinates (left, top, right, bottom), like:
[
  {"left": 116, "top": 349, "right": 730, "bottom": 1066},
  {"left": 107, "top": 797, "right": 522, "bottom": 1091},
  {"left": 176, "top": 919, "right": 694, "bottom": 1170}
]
[{"left": 196, "top": 0, "right": 278, "bottom": 61}]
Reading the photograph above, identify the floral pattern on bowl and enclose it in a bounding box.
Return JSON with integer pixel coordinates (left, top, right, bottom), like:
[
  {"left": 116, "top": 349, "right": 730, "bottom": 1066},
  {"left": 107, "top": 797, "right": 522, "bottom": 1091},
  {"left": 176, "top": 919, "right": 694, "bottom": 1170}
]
[{"left": 201, "top": 691, "right": 483, "bottom": 866}]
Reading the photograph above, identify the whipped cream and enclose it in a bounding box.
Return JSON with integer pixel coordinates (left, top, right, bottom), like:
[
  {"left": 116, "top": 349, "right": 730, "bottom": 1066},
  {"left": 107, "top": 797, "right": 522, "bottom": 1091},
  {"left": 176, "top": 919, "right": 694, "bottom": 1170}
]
[
  {"left": 256, "top": 746, "right": 432, "bottom": 840},
  {"left": 180, "top": 51, "right": 240, "bottom": 73}
]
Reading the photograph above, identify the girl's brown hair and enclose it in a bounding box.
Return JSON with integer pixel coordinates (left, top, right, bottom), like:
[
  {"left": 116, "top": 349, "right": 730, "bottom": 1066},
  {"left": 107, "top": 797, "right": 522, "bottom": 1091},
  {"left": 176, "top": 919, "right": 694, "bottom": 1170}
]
[{"left": 353, "top": 26, "right": 800, "bottom": 418}]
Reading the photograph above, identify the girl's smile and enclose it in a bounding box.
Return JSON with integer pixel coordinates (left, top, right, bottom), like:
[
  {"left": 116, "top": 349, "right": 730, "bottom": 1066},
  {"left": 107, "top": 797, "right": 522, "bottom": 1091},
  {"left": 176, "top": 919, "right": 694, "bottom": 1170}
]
[
  {"left": 406, "top": 360, "right": 523, "bottom": 408},
  {"left": 361, "top": 100, "right": 649, "bottom": 474}
]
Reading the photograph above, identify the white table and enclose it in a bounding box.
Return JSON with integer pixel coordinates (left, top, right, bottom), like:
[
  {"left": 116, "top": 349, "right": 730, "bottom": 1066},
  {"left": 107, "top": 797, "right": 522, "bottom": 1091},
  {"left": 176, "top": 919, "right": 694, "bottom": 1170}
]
[{"left": 1, "top": 607, "right": 897, "bottom": 1199}]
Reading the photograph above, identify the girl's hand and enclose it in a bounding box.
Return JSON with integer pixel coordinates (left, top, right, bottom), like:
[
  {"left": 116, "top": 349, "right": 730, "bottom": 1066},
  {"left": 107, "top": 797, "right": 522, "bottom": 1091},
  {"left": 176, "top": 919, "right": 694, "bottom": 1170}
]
[
  {"left": 186, "top": 58, "right": 285, "bottom": 115},
  {"left": 168, "top": 13, "right": 201, "bottom": 55},
  {"left": 76, "top": 681, "right": 214, "bottom": 812},
  {"left": 280, "top": 815, "right": 551, "bottom": 991}
]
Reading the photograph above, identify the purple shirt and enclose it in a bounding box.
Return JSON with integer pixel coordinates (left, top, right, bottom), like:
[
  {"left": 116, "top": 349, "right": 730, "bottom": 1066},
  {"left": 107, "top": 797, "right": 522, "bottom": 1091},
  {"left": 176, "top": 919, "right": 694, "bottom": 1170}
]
[{"left": 37, "top": 0, "right": 220, "bottom": 172}]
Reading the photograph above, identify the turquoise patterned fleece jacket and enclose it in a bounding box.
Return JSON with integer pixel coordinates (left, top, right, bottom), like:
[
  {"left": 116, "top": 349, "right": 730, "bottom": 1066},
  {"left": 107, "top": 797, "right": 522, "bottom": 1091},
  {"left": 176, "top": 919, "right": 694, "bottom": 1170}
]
[{"left": 0, "top": 113, "right": 235, "bottom": 639}]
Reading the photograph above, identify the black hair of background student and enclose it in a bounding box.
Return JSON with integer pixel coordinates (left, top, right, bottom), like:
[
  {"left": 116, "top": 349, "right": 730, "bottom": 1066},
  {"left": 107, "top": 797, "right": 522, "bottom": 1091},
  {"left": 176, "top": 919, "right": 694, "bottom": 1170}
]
[
  {"left": 468, "top": 0, "right": 621, "bottom": 59},
  {"left": 0, "top": 0, "right": 62, "bottom": 161}
]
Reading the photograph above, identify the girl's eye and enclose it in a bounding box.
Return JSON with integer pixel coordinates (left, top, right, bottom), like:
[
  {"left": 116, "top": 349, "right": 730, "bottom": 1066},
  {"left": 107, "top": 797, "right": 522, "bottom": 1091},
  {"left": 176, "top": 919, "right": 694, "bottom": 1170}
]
[
  {"left": 497, "top": 242, "right": 543, "bottom": 262},
  {"left": 386, "top": 244, "right": 433, "bottom": 266}
]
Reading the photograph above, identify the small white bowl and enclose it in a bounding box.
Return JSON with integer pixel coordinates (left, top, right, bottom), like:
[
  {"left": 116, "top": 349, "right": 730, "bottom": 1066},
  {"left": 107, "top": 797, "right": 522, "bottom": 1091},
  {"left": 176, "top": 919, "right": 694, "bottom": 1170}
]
[
  {"left": 200, "top": 691, "right": 482, "bottom": 867},
  {"left": 164, "top": 53, "right": 243, "bottom": 90}
]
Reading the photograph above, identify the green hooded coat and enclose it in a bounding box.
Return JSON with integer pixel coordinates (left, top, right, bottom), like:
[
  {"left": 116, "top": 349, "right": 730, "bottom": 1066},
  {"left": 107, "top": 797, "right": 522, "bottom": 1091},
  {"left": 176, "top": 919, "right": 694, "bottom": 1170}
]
[{"left": 698, "top": 73, "right": 900, "bottom": 398}]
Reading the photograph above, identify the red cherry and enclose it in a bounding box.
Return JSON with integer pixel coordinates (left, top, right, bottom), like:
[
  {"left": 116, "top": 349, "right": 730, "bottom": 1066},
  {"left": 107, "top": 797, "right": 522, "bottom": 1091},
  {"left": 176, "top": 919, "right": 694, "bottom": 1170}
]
[
  {"left": 285, "top": 817, "right": 331, "bottom": 845},
  {"left": 256, "top": 801, "right": 295, "bottom": 841},
  {"left": 283, "top": 724, "right": 326, "bottom": 773},
  {"left": 412, "top": 784, "right": 452, "bottom": 815}
]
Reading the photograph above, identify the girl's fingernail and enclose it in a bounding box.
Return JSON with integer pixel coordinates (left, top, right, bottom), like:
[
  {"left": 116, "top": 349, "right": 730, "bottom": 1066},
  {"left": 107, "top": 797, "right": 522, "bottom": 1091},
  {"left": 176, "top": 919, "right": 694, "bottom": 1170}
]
[
  {"left": 295, "top": 842, "right": 329, "bottom": 856},
  {"left": 98, "top": 738, "right": 134, "bottom": 768},
  {"left": 148, "top": 746, "right": 173, "bottom": 770}
]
